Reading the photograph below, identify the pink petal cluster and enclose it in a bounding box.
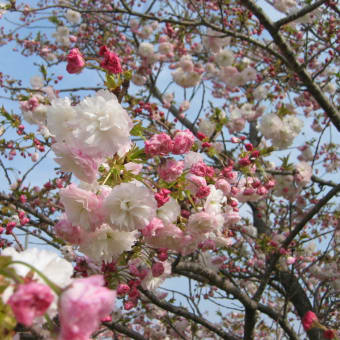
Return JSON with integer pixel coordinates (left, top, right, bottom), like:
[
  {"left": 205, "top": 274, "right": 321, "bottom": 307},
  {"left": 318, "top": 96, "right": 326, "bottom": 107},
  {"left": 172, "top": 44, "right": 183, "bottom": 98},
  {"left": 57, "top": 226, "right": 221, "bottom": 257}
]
[
  {"left": 145, "top": 130, "right": 195, "bottom": 157},
  {"left": 186, "top": 174, "right": 207, "bottom": 196},
  {"left": 190, "top": 160, "right": 214, "bottom": 177},
  {"left": 66, "top": 48, "right": 85, "bottom": 74},
  {"left": 59, "top": 275, "right": 116, "bottom": 340},
  {"left": 154, "top": 188, "right": 171, "bottom": 208},
  {"left": 172, "top": 129, "right": 195, "bottom": 154},
  {"left": 99, "top": 45, "right": 122, "bottom": 74},
  {"left": 143, "top": 218, "right": 190, "bottom": 254},
  {"left": 158, "top": 159, "right": 184, "bottom": 182},
  {"left": 20, "top": 96, "right": 40, "bottom": 112},
  {"left": 145, "top": 132, "right": 174, "bottom": 156},
  {"left": 60, "top": 184, "right": 104, "bottom": 232},
  {"left": 141, "top": 217, "right": 164, "bottom": 237},
  {"left": 8, "top": 282, "right": 54, "bottom": 326},
  {"left": 152, "top": 262, "right": 165, "bottom": 277},
  {"left": 54, "top": 214, "right": 84, "bottom": 244},
  {"left": 301, "top": 311, "right": 318, "bottom": 331},
  {"left": 187, "top": 211, "right": 219, "bottom": 234},
  {"left": 53, "top": 142, "right": 102, "bottom": 184},
  {"left": 215, "top": 178, "right": 231, "bottom": 195}
]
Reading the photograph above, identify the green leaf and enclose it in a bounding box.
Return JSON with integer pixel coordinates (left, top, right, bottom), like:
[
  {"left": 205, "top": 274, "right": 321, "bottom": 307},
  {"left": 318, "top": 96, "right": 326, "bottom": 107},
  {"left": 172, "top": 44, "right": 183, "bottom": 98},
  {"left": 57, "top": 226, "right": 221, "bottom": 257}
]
[
  {"left": 259, "top": 146, "right": 275, "bottom": 157},
  {"left": 277, "top": 104, "right": 293, "bottom": 118},
  {"left": 48, "top": 16, "right": 60, "bottom": 25},
  {"left": 0, "top": 300, "right": 16, "bottom": 340},
  {"left": 40, "top": 65, "right": 47, "bottom": 80},
  {"left": 0, "top": 256, "right": 12, "bottom": 269},
  {"left": 130, "top": 122, "right": 144, "bottom": 137}
]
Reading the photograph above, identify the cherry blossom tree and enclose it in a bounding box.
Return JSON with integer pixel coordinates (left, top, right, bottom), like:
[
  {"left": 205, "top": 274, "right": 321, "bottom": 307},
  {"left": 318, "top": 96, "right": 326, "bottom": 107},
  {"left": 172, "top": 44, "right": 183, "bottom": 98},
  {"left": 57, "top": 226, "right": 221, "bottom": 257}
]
[{"left": 0, "top": 0, "right": 339, "bottom": 339}]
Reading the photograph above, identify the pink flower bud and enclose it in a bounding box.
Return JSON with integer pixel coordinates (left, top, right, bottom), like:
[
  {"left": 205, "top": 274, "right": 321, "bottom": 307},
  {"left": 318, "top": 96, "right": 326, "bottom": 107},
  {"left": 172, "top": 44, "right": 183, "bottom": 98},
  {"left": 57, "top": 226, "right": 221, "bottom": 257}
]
[
  {"left": 124, "top": 300, "right": 135, "bottom": 310},
  {"left": 116, "top": 283, "right": 130, "bottom": 296},
  {"left": 155, "top": 189, "right": 171, "bottom": 208},
  {"left": 302, "top": 311, "right": 318, "bottom": 331},
  {"left": 231, "top": 137, "right": 240, "bottom": 143},
  {"left": 152, "top": 262, "right": 165, "bottom": 277},
  {"left": 157, "top": 249, "right": 168, "bottom": 261},
  {"left": 31, "top": 152, "right": 39, "bottom": 162},
  {"left": 66, "top": 48, "right": 85, "bottom": 74}
]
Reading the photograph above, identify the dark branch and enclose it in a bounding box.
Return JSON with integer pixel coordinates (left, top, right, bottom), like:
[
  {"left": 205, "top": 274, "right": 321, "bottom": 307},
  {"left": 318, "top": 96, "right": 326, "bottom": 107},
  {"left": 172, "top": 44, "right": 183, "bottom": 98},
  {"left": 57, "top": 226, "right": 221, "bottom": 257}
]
[
  {"left": 139, "top": 286, "right": 240, "bottom": 340},
  {"left": 240, "top": 0, "right": 340, "bottom": 132},
  {"left": 274, "top": 0, "right": 328, "bottom": 28}
]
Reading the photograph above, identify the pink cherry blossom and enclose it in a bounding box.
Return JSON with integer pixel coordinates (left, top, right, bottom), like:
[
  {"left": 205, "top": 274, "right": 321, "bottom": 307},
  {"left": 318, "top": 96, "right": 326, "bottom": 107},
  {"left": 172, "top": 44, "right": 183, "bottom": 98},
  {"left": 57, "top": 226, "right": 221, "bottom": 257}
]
[
  {"left": 66, "top": 48, "right": 85, "bottom": 74},
  {"left": 190, "top": 160, "right": 214, "bottom": 177},
  {"left": 154, "top": 189, "right": 171, "bottom": 208},
  {"left": 8, "top": 282, "right": 54, "bottom": 326},
  {"left": 54, "top": 214, "right": 84, "bottom": 245},
  {"left": 301, "top": 311, "right": 318, "bottom": 331},
  {"left": 52, "top": 142, "right": 102, "bottom": 184},
  {"left": 145, "top": 133, "right": 174, "bottom": 156},
  {"left": 172, "top": 129, "right": 195, "bottom": 155},
  {"left": 59, "top": 275, "right": 116, "bottom": 340},
  {"left": 152, "top": 262, "right": 165, "bottom": 277},
  {"left": 60, "top": 184, "right": 104, "bottom": 232},
  {"left": 99, "top": 46, "right": 122, "bottom": 74},
  {"left": 158, "top": 159, "right": 184, "bottom": 182}
]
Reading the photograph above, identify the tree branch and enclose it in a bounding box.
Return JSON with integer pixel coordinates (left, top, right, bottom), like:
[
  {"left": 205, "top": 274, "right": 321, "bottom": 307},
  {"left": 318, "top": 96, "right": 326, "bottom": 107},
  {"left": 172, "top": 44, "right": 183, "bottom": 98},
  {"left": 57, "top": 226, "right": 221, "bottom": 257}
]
[
  {"left": 274, "top": 0, "right": 328, "bottom": 28},
  {"left": 173, "top": 263, "right": 299, "bottom": 340},
  {"left": 0, "top": 192, "right": 55, "bottom": 226},
  {"left": 240, "top": 0, "right": 340, "bottom": 132},
  {"left": 104, "top": 322, "right": 147, "bottom": 340},
  {"left": 139, "top": 286, "right": 240, "bottom": 340}
]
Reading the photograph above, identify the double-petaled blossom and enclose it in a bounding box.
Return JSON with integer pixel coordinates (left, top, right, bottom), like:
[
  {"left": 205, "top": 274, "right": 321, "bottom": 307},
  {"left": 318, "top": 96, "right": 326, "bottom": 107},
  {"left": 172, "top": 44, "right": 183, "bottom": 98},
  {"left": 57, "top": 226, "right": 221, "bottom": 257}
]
[
  {"left": 79, "top": 224, "right": 137, "bottom": 263},
  {"left": 190, "top": 160, "right": 214, "bottom": 177},
  {"left": 46, "top": 90, "right": 132, "bottom": 166},
  {"left": 172, "top": 129, "right": 195, "bottom": 155},
  {"left": 103, "top": 182, "right": 157, "bottom": 232},
  {"left": 145, "top": 133, "right": 173, "bottom": 156},
  {"left": 259, "top": 113, "right": 303, "bottom": 149},
  {"left": 187, "top": 211, "right": 221, "bottom": 234},
  {"left": 143, "top": 219, "right": 189, "bottom": 253},
  {"left": 2, "top": 247, "right": 73, "bottom": 289},
  {"left": 157, "top": 159, "right": 184, "bottom": 182},
  {"left": 157, "top": 197, "right": 181, "bottom": 225},
  {"left": 99, "top": 46, "right": 122, "bottom": 74},
  {"left": 54, "top": 214, "right": 84, "bottom": 245},
  {"left": 66, "top": 48, "right": 85, "bottom": 74},
  {"left": 70, "top": 90, "right": 132, "bottom": 157},
  {"left": 52, "top": 142, "right": 102, "bottom": 184},
  {"left": 8, "top": 282, "right": 54, "bottom": 326},
  {"left": 58, "top": 275, "right": 116, "bottom": 340},
  {"left": 65, "top": 9, "right": 81, "bottom": 24},
  {"left": 60, "top": 184, "right": 104, "bottom": 232}
]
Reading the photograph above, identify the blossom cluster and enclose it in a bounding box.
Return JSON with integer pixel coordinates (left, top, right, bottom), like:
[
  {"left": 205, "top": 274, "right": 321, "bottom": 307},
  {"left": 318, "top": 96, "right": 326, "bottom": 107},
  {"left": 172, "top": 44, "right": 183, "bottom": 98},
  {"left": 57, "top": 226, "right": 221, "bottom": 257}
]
[
  {"left": 3, "top": 11, "right": 335, "bottom": 336},
  {"left": 1, "top": 247, "right": 116, "bottom": 339}
]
